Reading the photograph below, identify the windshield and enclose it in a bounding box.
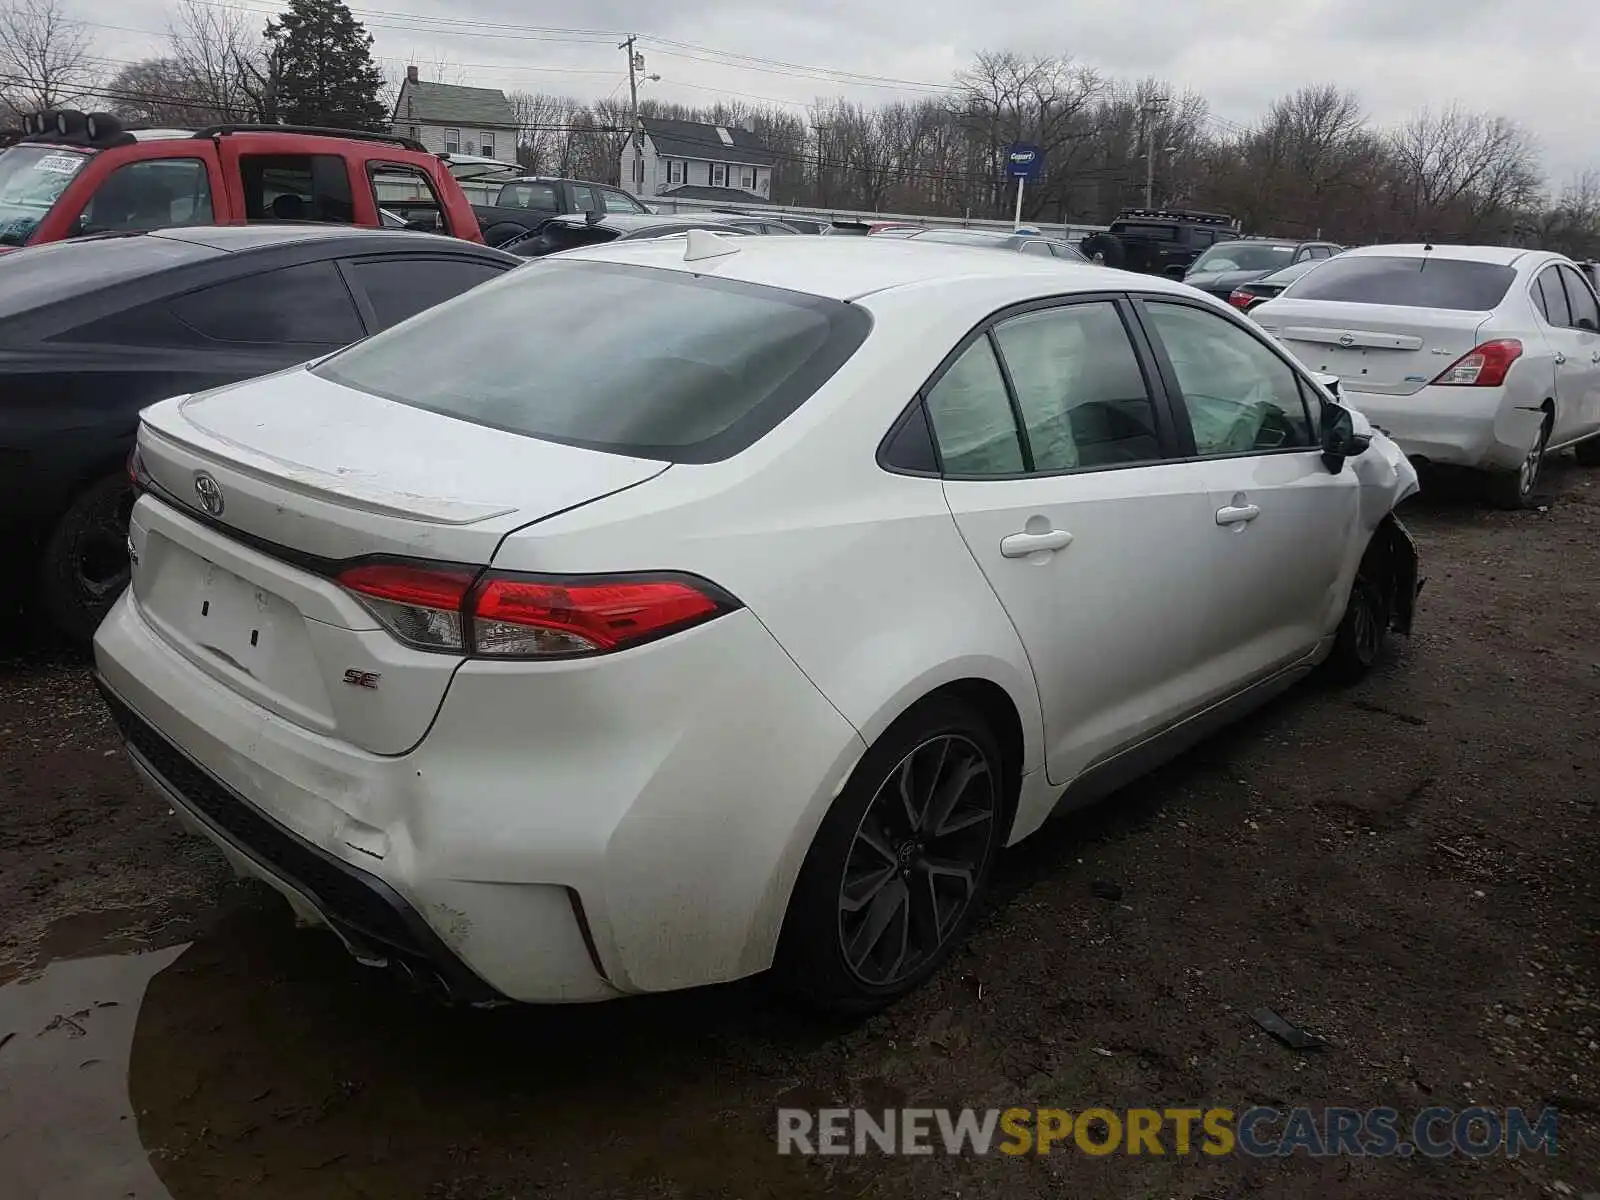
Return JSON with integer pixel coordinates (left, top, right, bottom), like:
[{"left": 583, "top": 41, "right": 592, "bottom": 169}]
[
  {"left": 1189, "top": 242, "right": 1296, "bottom": 274},
  {"left": 314, "top": 260, "right": 872, "bottom": 462},
  {"left": 1282, "top": 255, "right": 1516, "bottom": 310},
  {"left": 0, "top": 145, "right": 90, "bottom": 246}
]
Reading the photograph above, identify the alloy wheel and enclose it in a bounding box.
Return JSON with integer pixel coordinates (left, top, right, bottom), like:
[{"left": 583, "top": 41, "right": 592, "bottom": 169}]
[{"left": 836, "top": 734, "right": 997, "bottom": 987}]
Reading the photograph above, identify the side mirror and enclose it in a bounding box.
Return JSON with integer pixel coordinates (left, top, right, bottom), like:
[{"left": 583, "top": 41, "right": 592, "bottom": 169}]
[
  {"left": 1164, "top": 264, "right": 1187, "bottom": 279},
  {"left": 1320, "top": 400, "right": 1372, "bottom": 472},
  {"left": 1312, "top": 371, "right": 1341, "bottom": 399},
  {"left": 1578, "top": 316, "right": 1598, "bottom": 333},
  {"left": 583, "top": 208, "right": 603, "bottom": 225}
]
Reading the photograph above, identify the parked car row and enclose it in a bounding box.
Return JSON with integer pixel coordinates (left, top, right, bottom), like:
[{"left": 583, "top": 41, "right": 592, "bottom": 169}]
[{"left": 6, "top": 110, "right": 1597, "bottom": 1018}]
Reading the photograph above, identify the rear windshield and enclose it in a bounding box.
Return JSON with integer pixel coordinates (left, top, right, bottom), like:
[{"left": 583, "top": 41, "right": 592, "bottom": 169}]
[
  {"left": 1189, "top": 242, "right": 1296, "bottom": 273},
  {"left": 1283, "top": 255, "right": 1516, "bottom": 310},
  {"left": 314, "top": 260, "right": 872, "bottom": 462}
]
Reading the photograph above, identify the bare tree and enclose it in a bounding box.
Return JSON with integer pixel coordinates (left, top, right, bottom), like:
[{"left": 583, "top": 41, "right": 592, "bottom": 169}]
[
  {"left": 1389, "top": 105, "right": 1541, "bottom": 238},
  {"left": 0, "top": 0, "right": 95, "bottom": 112},
  {"left": 162, "top": 0, "right": 261, "bottom": 122}
]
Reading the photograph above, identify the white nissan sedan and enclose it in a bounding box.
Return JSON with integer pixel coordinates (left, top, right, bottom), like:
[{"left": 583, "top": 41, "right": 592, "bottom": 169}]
[
  {"left": 1253, "top": 244, "right": 1600, "bottom": 508},
  {"left": 95, "top": 233, "right": 1420, "bottom": 1012}
]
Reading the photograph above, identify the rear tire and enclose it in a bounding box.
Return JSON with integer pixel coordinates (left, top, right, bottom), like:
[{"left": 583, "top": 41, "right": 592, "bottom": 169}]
[
  {"left": 1484, "top": 416, "right": 1550, "bottom": 510},
  {"left": 36, "top": 473, "right": 135, "bottom": 643},
  {"left": 774, "top": 696, "right": 1008, "bottom": 1014},
  {"left": 1575, "top": 435, "right": 1600, "bottom": 467}
]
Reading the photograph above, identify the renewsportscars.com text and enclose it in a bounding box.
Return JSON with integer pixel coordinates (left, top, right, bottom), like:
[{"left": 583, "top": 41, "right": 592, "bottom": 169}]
[{"left": 776, "top": 1106, "right": 1559, "bottom": 1158}]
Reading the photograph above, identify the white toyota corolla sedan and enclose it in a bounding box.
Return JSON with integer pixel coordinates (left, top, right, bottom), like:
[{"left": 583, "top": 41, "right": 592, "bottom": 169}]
[
  {"left": 95, "top": 233, "right": 1421, "bottom": 1012},
  {"left": 1253, "top": 243, "right": 1600, "bottom": 508}
]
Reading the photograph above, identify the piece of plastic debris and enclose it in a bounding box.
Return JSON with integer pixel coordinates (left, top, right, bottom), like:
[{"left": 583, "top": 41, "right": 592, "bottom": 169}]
[{"left": 1250, "top": 1007, "right": 1328, "bottom": 1051}]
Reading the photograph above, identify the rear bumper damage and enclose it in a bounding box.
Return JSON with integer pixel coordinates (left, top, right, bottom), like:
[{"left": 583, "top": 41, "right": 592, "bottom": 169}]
[{"left": 1347, "top": 385, "right": 1542, "bottom": 473}]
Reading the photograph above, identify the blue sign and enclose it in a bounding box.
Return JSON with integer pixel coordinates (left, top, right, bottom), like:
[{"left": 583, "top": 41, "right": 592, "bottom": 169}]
[{"left": 1006, "top": 143, "right": 1043, "bottom": 182}]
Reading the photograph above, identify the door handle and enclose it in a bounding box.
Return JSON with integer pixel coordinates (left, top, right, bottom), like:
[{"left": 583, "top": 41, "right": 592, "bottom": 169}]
[
  {"left": 1000, "top": 529, "right": 1074, "bottom": 558},
  {"left": 1216, "top": 503, "right": 1261, "bottom": 526},
  {"left": 1555, "top": 351, "right": 1567, "bottom": 365}
]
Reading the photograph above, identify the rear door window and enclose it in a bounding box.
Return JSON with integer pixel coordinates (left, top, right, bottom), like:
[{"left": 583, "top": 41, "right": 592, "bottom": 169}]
[
  {"left": 345, "top": 256, "right": 512, "bottom": 330},
  {"left": 923, "top": 337, "right": 1025, "bottom": 476},
  {"left": 1558, "top": 265, "right": 1600, "bottom": 331},
  {"left": 991, "top": 302, "right": 1161, "bottom": 470},
  {"left": 313, "top": 260, "right": 871, "bottom": 462},
  {"left": 1535, "top": 267, "right": 1572, "bottom": 328},
  {"left": 1284, "top": 255, "right": 1516, "bottom": 310},
  {"left": 239, "top": 154, "right": 355, "bottom": 224},
  {"left": 368, "top": 162, "right": 445, "bottom": 232},
  {"left": 171, "top": 260, "right": 364, "bottom": 345}
]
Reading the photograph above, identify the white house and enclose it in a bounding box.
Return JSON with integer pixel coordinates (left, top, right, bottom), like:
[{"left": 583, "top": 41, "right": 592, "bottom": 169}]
[
  {"left": 620, "top": 117, "right": 776, "bottom": 203},
  {"left": 390, "top": 66, "right": 517, "bottom": 162}
]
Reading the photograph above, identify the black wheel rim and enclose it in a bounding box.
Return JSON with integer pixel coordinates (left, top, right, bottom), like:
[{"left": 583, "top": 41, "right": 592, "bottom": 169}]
[
  {"left": 73, "top": 487, "right": 135, "bottom": 607},
  {"left": 837, "top": 734, "right": 997, "bottom": 988}
]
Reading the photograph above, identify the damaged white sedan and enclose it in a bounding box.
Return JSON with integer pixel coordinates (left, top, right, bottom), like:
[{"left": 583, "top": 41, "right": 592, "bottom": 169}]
[{"left": 94, "top": 233, "right": 1420, "bottom": 1013}]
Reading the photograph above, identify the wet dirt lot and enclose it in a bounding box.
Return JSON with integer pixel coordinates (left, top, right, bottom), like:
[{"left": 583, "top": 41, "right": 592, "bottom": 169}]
[{"left": 2, "top": 462, "right": 1597, "bottom": 1200}]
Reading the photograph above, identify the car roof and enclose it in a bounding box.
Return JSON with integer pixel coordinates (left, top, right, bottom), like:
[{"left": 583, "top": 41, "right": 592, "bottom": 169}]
[
  {"left": 1339, "top": 243, "right": 1531, "bottom": 266},
  {"left": 556, "top": 233, "right": 1197, "bottom": 303},
  {"left": 147, "top": 224, "right": 493, "bottom": 254},
  {"left": 550, "top": 212, "right": 739, "bottom": 231}
]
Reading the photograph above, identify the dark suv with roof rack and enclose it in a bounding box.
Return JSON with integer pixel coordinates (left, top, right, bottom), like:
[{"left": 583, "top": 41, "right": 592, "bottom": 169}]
[
  {"left": 0, "top": 108, "right": 483, "bottom": 251},
  {"left": 1079, "top": 208, "right": 1238, "bottom": 277}
]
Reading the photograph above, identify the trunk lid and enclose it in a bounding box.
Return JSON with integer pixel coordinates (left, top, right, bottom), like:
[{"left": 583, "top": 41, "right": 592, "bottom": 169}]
[
  {"left": 131, "top": 368, "right": 669, "bottom": 753},
  {"left": 1255, "top": 299, "right": 1489, "bottom": 397}
]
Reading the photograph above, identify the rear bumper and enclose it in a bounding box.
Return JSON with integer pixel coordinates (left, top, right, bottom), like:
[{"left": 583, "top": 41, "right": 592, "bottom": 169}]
[
  {"left": 1345, "top": 385, "right": 1542, "bottom": 473},
  {"left": 93, "top": 583, "right": 865, "bottom": 1001},
  {"left": 99, "top": 678, "right": 506, "bottom": 1004}
]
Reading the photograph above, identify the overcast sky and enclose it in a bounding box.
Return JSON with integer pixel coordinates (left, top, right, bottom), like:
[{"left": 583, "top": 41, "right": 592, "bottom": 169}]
[{"left": 90, "top": 0, "right": 1596, "bottom": 189}]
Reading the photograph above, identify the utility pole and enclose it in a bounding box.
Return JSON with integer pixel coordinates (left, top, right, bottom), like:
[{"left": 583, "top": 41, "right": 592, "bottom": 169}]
[
  {"left": 1142, "top": 95, "right": 1169, "bottom": 209},
  {"left": 620, "top": 34, "right": 643, "bottom": 195},
  {"left": 812, "top": 122, "right": 829, "bottom": 207}
]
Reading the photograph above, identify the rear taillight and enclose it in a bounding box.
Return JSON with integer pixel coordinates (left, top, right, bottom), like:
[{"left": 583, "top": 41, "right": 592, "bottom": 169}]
[
  {"left": 338, "top": 562, "right": 475, "bottom": 651},
  {"left": 1431, "top": 339, "right": 1522, "bottom": 387},
  {"left": 127, "top": 445, "right": 150, "bottom": 493},
  {"left": 337, "top": 563, "right": 737, "bottom": 658},
  {"left": 1227, "top": 289, "right": 1254, "bottom": 310}
]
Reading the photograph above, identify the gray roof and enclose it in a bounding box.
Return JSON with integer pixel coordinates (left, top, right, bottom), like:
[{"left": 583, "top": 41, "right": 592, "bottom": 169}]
[
  {"left": 663, "top": 184, "right": 769, "bottom": 203},
  {"left": 396, "top": 80, "right": 516, "bottom": 129},
  {"left": 643, "top": 118, "right": 776, "bottom": 166}
]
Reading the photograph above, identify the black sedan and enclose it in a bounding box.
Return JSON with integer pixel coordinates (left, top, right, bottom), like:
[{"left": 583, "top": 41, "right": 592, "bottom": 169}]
[
  {"left": 0, "top": 225, "right": 520, "bottom": 639},
  {"left": 1181, "top": 238, "right": 1341, "bottom": 299},
  {"left": 501, "top": 212, "right": 769, "bottom": 258},
  {"left": 1222, "top": 258, "right": 1325, "bottom": 313},
  {"left": 901, "top": 228, "right": 1089, "bottom": 262}
]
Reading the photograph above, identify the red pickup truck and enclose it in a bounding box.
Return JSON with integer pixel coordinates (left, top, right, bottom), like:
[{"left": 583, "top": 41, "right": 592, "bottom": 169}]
[{"left": 0, "top": 111, "right": 483, "bottom": 250}]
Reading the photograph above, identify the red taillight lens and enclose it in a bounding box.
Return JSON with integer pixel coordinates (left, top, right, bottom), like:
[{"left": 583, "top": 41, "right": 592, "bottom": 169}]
[
  {"left": 1227, "top": 289, "right": 1254, "bottom": 310},
  {"left": 1431, "top": 338, "right": 1523, "bottom": 387},
  {"left": 337, "top": 563, "right": 734, "bottom": 658},
  {"left": 338, "top": 562, "right": 475, "bottom": 651},
  {"left": 471, "top": 576, "right": 725, "bottom": 657},
  {"left": 127, "top": 445, "right": 150, "bottom": 493}
]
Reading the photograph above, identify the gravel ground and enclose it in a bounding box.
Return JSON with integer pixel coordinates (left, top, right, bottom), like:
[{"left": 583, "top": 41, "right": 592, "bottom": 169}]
[{"left": 1, "top": 460, "right": 1596, "bottom": 1200}]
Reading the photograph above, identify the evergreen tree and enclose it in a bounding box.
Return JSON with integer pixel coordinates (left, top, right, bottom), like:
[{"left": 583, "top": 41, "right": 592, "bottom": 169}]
[{"left": 264, "top": 0, "right": 386, "bottom": 130}]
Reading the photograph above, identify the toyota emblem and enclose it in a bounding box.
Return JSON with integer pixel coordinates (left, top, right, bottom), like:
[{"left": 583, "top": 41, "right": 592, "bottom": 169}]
[
  {"left": 1338, "top": 333, "right": 1356, "bottom": 348},
  {"left": 193, "top": 471, "right": 224, "bottom": 517}
]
